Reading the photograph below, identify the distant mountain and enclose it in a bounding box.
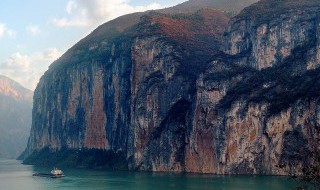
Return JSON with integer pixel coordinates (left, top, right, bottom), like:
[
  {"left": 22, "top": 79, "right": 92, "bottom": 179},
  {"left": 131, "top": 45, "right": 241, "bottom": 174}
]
[{"left": 0, "top": 75, "right": 32, "bottom": 158}]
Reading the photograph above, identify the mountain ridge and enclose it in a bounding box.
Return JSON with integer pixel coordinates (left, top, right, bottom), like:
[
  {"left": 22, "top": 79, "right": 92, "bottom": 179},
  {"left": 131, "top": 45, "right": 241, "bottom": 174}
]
[{"left": 0, "top": 75, "right": 33, "bottom": 102}]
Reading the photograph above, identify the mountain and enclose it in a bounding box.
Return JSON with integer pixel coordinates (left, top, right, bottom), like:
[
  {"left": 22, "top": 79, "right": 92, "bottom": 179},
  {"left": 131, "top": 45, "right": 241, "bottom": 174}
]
[
  {"left": 22, "top": 1, "right": 230, "bottom": 169},
  {"left": 23, "top": 0, "right": 320, "bottom": 175},
  {"left": 169, "top": 0, "right": 259, "bottom": 13},
  {"left": 0, "top": 75, "right": 33, "bottom": 158}
]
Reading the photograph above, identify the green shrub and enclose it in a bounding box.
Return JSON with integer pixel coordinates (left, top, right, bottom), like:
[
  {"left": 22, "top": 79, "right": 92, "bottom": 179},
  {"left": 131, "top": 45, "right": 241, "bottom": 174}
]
[{"left": 23, "top": 147, "right": 128, "bottom": 170}]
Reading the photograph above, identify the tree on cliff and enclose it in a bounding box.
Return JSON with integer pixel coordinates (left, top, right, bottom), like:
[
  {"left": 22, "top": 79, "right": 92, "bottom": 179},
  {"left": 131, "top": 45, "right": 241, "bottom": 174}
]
[
  {"left": 279, "top": 136, "right": 320, "bottom": 190},
  {"left": 292, "top": 153, "right": 320, "bottom": 190},
  {"left": 294, "top": 165, "right": 320, "bottom": 190},
  {"left": 293, "top": 139, "right": 320, "bottom": 190}
]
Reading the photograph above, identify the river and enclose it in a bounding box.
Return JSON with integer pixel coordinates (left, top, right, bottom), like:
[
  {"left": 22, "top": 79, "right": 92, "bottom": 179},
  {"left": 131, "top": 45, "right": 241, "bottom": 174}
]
[{"left": 0, "top": 159, "right": 296, "bottom": 190}]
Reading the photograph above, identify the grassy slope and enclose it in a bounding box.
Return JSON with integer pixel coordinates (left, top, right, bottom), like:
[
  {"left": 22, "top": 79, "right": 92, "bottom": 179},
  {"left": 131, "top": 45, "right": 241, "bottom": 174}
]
[{"left": 236, "top": 0, "right": 320, "bottom": 26}]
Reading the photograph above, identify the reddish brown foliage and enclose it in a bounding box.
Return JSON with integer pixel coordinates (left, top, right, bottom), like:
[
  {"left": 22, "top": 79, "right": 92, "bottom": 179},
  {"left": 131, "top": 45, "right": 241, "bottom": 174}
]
[{"left": 150, "top": 9, "right": 229, "bottom": 47}]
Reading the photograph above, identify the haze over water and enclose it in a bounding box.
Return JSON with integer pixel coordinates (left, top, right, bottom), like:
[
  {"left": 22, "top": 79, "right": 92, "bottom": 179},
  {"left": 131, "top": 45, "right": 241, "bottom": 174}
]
[{"left": 0, "top": 159, "right": 296, "bottom": 190}]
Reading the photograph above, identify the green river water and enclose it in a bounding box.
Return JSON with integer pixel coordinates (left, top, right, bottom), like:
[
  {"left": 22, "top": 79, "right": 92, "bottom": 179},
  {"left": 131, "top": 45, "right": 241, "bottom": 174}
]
[{"left": 0, "top": 159, "right": 296, "bottom": 190}]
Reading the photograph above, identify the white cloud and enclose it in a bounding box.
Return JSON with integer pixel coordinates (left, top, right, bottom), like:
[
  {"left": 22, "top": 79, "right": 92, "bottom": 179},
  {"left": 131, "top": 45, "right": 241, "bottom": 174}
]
[
  {"left": 1, "top": 53, "right": 30, "bottom": 72},
  {"left": 43, "top": 48, "right": 63, "bottom": 61},
  {"left": 52, "top": 17, "right": 87, "bottom": 27},
  {"left": 7, "top": 29, "right": 16, "bottom": 37},
  {"left": 26, "top": 25, "right": 41, "bottom": 36},
  {"left": 66, "top": 1, "right": 77, "bottom": 14},
  {"left": 51, "top": 0, "right": 162, "bottom": 27},
  {"left": 0, "top": 22, "right": 16, "bottom": 39},
  {"left": 0, "top": 48, "right": 63, "bottom": 90},
  {"left": 0, "top": 23, "right": 5, "bottom": 38}
]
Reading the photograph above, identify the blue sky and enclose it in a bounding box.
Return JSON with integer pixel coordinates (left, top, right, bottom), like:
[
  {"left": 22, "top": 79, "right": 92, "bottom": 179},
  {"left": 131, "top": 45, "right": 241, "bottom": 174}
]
[{"left": 0, "top": 0, "right": 186, "bottom": 90}]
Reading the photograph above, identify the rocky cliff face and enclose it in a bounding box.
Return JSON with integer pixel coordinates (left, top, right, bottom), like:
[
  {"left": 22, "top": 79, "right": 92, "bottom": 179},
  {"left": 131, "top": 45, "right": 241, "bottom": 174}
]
[
  {"left": 23, "top": 4, "right": 230, "bottom": 165},
  {"left": 224, "top": 0, "right": 320, "bottom": 70},
  {"left": 24, "top": 0, "right": 320, "bottom": 175},
  {"left": 0, "top": 75, "right": 33, "bottom": 158},
  {"left": 189, "top": 0, "right": 320, "bottom": 174}
]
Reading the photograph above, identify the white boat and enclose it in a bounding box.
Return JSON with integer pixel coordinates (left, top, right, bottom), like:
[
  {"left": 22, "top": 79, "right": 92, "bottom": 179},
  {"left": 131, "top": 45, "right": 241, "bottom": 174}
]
[
  {"left": 33, "top": 168, "right": 65, "bottom": 178},
  {"left": 50, "top": 168, "right": 65, "bottom": 178}
]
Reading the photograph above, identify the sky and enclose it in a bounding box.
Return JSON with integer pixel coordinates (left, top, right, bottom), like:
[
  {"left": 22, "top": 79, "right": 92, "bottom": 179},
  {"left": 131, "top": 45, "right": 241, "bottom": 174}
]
[{"left": 0, "top": 0, "right": 186, "bottom": 90}]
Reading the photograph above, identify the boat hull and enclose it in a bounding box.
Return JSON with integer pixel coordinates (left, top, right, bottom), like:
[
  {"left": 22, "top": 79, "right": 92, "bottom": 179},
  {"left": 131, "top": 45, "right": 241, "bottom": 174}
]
[{"left": 33, "top": 173, "right": 65, "bottom": 178}]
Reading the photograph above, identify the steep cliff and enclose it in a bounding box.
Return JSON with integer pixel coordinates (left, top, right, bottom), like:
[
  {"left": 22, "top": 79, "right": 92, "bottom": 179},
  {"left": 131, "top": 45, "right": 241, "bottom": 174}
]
[
  {"left": 0, "top": 75, "right": 33, "bottom": 158},
  {"left": 190, "top": 0, "right": 320, "bottom": 174},
  {"left": 24, "top": 0, "right": 320, "bottom": 175},
  {"left": 22, "top": 2, "right": 231, "bottom": 170}
]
